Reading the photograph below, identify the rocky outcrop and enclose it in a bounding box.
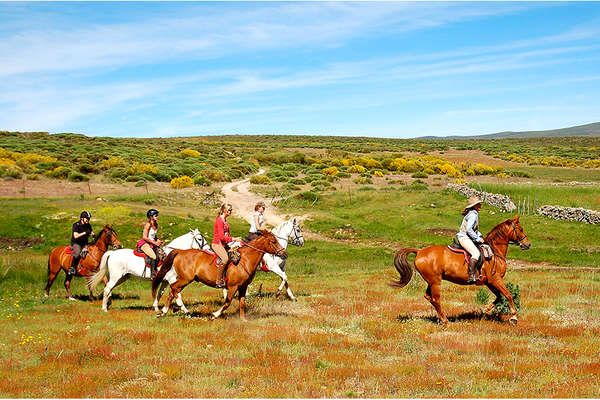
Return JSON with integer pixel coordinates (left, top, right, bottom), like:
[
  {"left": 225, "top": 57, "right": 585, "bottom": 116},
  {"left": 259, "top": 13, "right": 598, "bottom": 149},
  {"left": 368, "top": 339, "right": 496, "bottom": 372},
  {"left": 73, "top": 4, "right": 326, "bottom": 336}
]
[
  {"left": 446, "top": 184, "right": 516, "bottom": 212},
  {"left": 537, "top": 205, "right": 600, "bottom": 224}
]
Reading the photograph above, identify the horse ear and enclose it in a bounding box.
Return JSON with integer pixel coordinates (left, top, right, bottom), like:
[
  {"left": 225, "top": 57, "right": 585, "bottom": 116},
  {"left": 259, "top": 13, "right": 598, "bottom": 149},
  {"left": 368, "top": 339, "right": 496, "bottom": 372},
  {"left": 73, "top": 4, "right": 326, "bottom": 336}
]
[
  {"left": 513, "top": 215, "right": 520, "bottom": 222},
  {"left": 292, "top": 217, "right": 297, "bottom": 225}
]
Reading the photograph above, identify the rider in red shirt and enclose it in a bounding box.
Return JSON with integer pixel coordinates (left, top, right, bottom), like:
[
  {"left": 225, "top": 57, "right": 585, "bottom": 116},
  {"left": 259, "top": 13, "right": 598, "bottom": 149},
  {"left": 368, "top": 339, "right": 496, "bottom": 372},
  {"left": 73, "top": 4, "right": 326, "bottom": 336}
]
[{"left": 211, "top": 204, "right": 241, "bottom": 288}]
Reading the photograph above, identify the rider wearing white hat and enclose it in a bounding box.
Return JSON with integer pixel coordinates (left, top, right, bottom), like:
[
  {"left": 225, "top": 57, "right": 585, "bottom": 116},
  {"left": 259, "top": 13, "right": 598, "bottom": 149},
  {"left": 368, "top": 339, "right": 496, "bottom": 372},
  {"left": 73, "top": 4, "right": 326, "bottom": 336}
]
[{"left": 456, "top": 196, "right": 484, "bottom": 283}]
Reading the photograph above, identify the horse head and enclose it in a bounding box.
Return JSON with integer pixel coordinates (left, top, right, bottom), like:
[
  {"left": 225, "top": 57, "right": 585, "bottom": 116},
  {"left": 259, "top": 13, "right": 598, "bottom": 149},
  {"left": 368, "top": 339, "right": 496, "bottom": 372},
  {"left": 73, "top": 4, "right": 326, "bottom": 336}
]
[
  {"left": 190, "top": 228, "right": 209, "bottom": 250},
  {"left": 290, "top": 217, "right": 304, "bottom": 247},
  {"left": 103, "top": 224, "right": 123, "bottom": 249},
  {"left": 257, "top": 229, "right": 288, "bottom": 259},
  {"left": 510, "top": 216, "right": 531, "bottom": 250}
]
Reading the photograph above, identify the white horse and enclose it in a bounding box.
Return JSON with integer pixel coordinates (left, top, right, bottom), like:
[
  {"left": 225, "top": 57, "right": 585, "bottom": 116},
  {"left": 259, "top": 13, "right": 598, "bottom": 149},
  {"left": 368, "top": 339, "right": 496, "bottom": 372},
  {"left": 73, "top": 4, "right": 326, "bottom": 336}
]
[
  {"left": 225, "top": 217, "right": 304, "bottom": 301},
  {"left": 88, "top": 228, "right": 211, "bottom": 312}
]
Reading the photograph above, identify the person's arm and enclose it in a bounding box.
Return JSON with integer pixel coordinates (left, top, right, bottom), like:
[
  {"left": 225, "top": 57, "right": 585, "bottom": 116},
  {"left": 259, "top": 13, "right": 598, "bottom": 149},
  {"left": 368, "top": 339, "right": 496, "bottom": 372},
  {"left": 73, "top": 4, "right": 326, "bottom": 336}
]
[
  {"left": 72, "top": 223, "right": 87, "bottom": 239},
  {"left": 465, "top": 213, "right": 483, "bottom": 242},
  {"left": 142, "top": 223, "right": 161, "bottom": 246},
  {"left": 215, "top": 218, "right": 233, "bottom": 244},
  {"left": 253, "top": 214, "right": 261, "bottom": 230}
]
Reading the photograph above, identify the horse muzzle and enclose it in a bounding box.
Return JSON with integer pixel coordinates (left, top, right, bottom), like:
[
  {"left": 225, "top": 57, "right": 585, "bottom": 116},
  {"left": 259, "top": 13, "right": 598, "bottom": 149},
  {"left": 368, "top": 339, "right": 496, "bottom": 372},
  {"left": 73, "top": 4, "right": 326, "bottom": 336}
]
[
  {"left": 520, "top": 242, "right": 531, "bottom": 250},
  {"left": 113, "top": 243, "right": 123, "bottom": 249},
  {"left": 277, "top": 249, "right": 288, "bottom": 259}
]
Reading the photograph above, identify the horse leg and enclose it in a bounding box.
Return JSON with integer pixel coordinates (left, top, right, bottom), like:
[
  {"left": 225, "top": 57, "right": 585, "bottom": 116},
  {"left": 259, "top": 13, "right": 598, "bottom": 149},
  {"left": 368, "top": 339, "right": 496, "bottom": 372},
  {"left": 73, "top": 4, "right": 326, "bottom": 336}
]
[
  {"left": 238, "top": 285, "right": 248, "bottom": 322},
  {"left": 161, "top": 278, "right": 189, "bottom": 316},
  {"left": 482, "top": 284, "right": 503, "bottom": 314},
  {"left": 64, "top": 274, "right": 75, "bottom": 301},
  {"left": 424, "top": 283, "right": 448, "bottom": 324},
  {"left": 45, "top": 267, "right": 59, "bottom": 298},
  {"left": 153, "top": 280, "right": 168, "bottom": 312},
  {"left": 102, "top": 275, "right": 127, "bottom": 312},
  {"left": 488, "top": 277, "right": 518, "bottom": 324},
  {"left": 174, "top": 292, "right": 190, "bottom": 315},
  {"left": 212, "top": 285, "right": 238, "bottom": 319}
]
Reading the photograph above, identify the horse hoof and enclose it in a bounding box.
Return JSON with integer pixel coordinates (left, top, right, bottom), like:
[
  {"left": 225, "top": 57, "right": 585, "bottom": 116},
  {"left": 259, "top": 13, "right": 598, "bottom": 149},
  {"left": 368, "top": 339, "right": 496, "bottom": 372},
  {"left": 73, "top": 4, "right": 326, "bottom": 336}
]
[
  {"left": 44, "top": 293, "right": 49, "bottom": 298},
  {"left": 509, "top": 316, "right": 518, "bottom": 325},
  {"left": 68, "top": 297, "right": 77, "bottom": 301}
]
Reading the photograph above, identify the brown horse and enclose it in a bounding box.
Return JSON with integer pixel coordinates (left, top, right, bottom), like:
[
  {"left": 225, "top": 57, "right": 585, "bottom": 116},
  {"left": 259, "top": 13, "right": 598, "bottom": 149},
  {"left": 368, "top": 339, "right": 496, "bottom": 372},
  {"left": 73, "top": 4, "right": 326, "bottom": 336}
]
[
  {"left": 45, "top": 225, "right": 122, "bottom": 300},
  {"left": 391, "top": 215, "right": 530, "bottom": 324},
  {"left": 152, "top": 229, "right": 287, "bottom": 321}
]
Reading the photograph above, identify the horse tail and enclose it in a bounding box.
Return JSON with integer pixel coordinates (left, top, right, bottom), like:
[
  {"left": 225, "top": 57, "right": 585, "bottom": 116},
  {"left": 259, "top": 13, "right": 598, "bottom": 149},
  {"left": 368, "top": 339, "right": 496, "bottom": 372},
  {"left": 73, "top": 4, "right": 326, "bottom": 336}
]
[
  {"left": 152, "top": 249, "right": 178, "bottom": 298},
  {"left": 88, "top": 250, "right": 111, "bottom": 292},
  {"left": 389, "top": 248, "right": 418, "bottom": 289}
]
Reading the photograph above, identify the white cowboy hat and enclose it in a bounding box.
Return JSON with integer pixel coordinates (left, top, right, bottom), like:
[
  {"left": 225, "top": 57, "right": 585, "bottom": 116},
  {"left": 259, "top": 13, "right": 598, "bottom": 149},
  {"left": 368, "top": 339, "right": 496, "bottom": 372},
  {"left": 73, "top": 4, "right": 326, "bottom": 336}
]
[{"left": 465, "top": 196, "right": 482, "bottom": 210}]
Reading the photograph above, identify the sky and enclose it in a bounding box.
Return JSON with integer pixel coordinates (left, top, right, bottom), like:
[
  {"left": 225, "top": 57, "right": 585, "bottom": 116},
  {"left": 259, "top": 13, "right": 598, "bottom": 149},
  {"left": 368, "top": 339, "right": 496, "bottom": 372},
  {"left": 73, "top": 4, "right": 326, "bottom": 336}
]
[{"left": 1, "top": 1, "right": 600, "bottom": 139}]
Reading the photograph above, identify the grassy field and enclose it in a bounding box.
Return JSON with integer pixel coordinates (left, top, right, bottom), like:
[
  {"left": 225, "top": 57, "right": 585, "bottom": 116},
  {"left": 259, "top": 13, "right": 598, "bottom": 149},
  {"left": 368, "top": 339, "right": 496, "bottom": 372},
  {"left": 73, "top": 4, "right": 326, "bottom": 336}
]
[{"left": 1, "top": 180, "right": 600, "bottom": 397}]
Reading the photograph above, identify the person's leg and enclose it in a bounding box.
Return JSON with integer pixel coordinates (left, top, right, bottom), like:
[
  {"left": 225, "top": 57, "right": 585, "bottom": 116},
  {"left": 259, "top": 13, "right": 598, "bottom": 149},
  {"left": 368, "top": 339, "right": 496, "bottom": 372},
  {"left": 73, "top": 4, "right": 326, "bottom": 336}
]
[
  {"left": 69, "top": 244, "right": 82, "bottom": 275},
  {"left": 211, "top": 243, "right": 228, "bottom": 288},
  {"left": 141, "top": 243, "right": 157, "bottom": 279},
  {"left": 458, "top": 237, "right": 480, "bottom": 283}
]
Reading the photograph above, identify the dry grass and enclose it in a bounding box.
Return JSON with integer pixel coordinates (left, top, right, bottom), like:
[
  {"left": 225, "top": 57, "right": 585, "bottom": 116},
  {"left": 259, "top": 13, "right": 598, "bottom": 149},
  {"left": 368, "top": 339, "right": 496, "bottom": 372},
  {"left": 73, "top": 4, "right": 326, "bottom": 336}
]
[{"left": 0, "top": 266, "right": 599, "bottom": 398}]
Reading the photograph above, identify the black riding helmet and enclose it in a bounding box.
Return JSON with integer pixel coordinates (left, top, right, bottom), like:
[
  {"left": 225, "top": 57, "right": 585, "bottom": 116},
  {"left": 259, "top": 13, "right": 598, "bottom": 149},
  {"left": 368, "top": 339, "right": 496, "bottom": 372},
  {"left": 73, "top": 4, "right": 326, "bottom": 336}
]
[
  {"left": 147, "top": 209, "right": 159, "bottom": 218},
  {"left": 80, "top": 211, "right": 91, "bottom": 219}
]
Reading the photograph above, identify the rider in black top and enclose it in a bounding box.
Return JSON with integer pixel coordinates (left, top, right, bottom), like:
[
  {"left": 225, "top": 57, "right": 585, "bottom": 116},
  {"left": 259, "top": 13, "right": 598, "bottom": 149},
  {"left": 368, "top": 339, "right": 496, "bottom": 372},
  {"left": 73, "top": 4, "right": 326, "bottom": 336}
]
[{"left": 69, "top": 211, "right": 94, "bottom": 275}]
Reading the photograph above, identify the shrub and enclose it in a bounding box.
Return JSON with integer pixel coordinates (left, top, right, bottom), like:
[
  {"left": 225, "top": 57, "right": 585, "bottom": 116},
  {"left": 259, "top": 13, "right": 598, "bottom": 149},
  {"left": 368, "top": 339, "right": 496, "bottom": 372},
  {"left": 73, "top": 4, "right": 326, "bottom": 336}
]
[
  {"left": 180, "top": 148, "right": 201, "bottom": 157},
  {"left": 289, "top": 178, "right": 306, "bottom": 185},
  {"left": 494, "top": 282, "right": 520, "bottom": 314},
  {"left": 194, "top": 176, "right": 212, "bottom": 186},
  {"left": 0, "top": 165, "right": 22, "bottom": 179},
  {"left": 68, "top": 171, "right": 89, "bottom": 182},
  {"left": 78, "top": 163, "right": 98, "bottom": 174},
  {"left": 26, "top": 173, "right": 39, "bottom": 180},
  {"left": 373, "top": 171, "right": 384, "bottom": 177},
  {"left": 322, "top": 166, "right": 339, "bottom": 176},
  {"left": 282, "top": 183, "right": 300, "bottom": 191},
  {"left": 349, "top": 165, "right": 366, "bottom": 174},
  {"left": 297, "top": 191, "right": 320, "bottom": 203},
  {"left": 100, "top": 157, "right": 126, "bottom": 170},
  {"left": 336, "top": 171, "right": 351, "bottom": 178},
  {"left": 126, "top": 162, "right": 158, "bottom": 176},
  {"left": 134, "top": 180, "right": 147, "bottom": 187},
  {"left": 412, "top": 171, "right": 428, "bottom": 178},
  {"left": 170, "top": 175, "right": 194, "bottom": 189},
  {"left": 354, "top": 176, "right": 372, "bottom": 184},
  {"left": 201, "top": 168, "right": 228, "bottom": 182},
  {"left": 45, "top": 166, "right": 70, "bottom": 179},
  {"left": 250, "top": 175, "right": 271, "bottom": 185}
]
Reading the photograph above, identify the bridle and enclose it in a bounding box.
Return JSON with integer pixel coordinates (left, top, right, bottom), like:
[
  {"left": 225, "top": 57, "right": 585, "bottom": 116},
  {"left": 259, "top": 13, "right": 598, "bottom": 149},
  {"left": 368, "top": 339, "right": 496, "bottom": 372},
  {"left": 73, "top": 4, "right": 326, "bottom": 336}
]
[
  {"left": 192, "top": 233, "right": 208, "bottom": 250},
  {"left": 241, "top": 239, "right": 287, "bottom": 258},
  {"left": 493, "top": 222, "right": 528, "bottom": 248}
]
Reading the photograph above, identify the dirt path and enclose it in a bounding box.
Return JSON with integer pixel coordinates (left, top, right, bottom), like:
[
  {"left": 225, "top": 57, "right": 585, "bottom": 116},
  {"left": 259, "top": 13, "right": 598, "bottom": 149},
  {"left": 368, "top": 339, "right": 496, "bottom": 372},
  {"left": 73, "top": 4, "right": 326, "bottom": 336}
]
[{"left": 221, "top": 169, "right": 289, "bottom": 227}]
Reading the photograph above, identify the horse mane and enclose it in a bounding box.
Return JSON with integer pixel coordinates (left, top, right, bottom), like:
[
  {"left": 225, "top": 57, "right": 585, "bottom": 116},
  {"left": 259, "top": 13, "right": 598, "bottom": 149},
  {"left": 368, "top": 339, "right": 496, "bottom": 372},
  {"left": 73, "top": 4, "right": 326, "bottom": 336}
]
[
  {"left": 271, "top": 219, "right": 289, "bottom": 236},
  {"left": 484, "top": 219, "right": 512, "bottom": 243},
  {"left": 88, "top": 225, "right": 114, "bottom": 245}
]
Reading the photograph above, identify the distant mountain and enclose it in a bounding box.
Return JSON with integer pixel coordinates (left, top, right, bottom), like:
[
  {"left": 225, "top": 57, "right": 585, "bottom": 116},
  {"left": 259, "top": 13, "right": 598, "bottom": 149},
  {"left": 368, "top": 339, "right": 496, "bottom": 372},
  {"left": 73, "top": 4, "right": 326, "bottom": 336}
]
[{"left": 418, "top": 122, "right": 600, "bottom": 140}]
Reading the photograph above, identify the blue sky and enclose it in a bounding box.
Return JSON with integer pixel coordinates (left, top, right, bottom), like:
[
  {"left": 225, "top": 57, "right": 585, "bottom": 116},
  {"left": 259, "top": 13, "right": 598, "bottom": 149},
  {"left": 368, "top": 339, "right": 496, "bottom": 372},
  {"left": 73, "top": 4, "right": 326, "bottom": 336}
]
[{"left": 1, "top": 2, "right": 599, "bottom": 138}]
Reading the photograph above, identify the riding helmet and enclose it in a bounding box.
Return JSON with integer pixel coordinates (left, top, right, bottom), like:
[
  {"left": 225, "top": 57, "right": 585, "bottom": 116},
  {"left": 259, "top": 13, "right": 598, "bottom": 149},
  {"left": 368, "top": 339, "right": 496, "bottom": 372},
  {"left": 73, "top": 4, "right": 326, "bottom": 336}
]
[
  {"left": 147, "top": 209, "right": 159, "bottom": 218},
  {"left": 80, "top": 211, "right": 91, "bottom": 219}
]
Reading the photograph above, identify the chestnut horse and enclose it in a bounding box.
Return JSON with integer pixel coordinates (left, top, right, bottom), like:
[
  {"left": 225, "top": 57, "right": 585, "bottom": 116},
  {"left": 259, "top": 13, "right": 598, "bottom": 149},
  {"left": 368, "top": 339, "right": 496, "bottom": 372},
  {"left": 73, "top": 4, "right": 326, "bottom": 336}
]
[
  {"left": 45, "top": 225, "right": 123, "bottom": 300},
  {"left": 391, "top": 216, "right": 530, "bottom": 324},
  {"left": 152, "top": 229, "right": 287, "bottom": 321}
]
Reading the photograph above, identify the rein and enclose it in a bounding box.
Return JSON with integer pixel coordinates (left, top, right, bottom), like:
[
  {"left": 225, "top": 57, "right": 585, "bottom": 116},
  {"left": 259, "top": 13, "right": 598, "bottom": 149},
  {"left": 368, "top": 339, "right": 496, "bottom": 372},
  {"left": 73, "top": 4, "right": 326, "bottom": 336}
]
[{"left": 241, "top": 240, "right": 286, "bottom": 257}]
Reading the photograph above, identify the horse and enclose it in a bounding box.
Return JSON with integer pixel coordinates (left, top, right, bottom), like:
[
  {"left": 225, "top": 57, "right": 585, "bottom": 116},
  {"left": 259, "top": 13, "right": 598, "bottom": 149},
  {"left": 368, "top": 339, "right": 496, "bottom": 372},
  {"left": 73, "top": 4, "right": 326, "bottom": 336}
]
[
  {"left": 390, "top": 215, "right": 530, "bottom": 324},
  {"left": 152, "top": 229, "right": 287, "bottom": 321},
  {"left": 223, "top": 217, "right": 304, "bottom": 301},
  {"left": 45, "top": 225, "right": 123, "bottom": 300},
  {"left": 88, "top": 228, "right": 211, "bottom": 312}
]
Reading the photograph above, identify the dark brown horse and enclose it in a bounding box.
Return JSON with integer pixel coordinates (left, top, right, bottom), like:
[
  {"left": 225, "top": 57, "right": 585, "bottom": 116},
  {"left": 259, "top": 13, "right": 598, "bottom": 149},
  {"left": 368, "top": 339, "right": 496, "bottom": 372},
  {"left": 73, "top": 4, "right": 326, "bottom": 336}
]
[
  {"left": 152, "top": 229, "right": 287, "bottom": 321},
  {"left": 391, "top": 216, "right": 530, "bottom": 324},
  {"left": 45, "top": 225, "right": 122, "bottom": 300}
]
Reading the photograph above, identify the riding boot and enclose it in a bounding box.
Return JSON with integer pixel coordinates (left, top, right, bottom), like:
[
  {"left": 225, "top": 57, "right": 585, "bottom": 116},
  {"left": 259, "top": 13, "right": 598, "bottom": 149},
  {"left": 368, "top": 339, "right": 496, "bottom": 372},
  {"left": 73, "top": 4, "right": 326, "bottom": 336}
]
[
  {"left": 467, "top": 257, "right": 478, "bottom": 283},
  {"left": 215, "top": 264, "right": 225, "bottom": 288},
  {"left": 68, "top": 257, "right": 79, "bottom": 275},
  {"left": 150, "top": 258, "right": 158, "bottom": 280}
]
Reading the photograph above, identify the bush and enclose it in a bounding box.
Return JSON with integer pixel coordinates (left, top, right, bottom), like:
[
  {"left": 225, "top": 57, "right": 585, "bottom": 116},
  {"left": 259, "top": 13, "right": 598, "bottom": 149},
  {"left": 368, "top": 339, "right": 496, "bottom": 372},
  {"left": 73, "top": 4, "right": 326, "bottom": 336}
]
[
  {"left": 322, "top": 166, "right": 339, "bottom": 176},
  {"left": 78, "top": 163, "right": 98, "bottom": 174},
  {"left": 0, "top": 165, "right": 22, "bottom": 179},
  {"left": 250, "top": 175, "right": 271, "bottom": 185},
  {"left": 68, "top": 171, "right": 89, "bottom": 182},
  {"left": 297, "top": 191, "right": 320, "bottom": 203},
  {"left": 170, "top": 175, "right": 194, "bottom": 189},
  {"left": 282, "top": 183, "right": 300, "bottom": 191},
  {"left": 412, "top": 171, "right": 428, "bottom": 178},
  {"left": 354, "top": 176, "right": 372, "bottom": 184},
  {"left": 26, "top": 173, "right": 39, "bottom": 180},
  {"left": 336, "top": 171, "right": 351, "bottom": 178},
  {"left": 100, "top": 157, "right": 126, "bottom": 170},
  {"left": 494, "top": 282, "right": 520, "bottom": 314},
  {"left": 201, "top": 168, "right": 228, "bottom": 182},
  {"left": 134, "top": 180, "right": 147, "bottom": 187},
  {"left": 180, "top": 148, "right": 201, "bottom": 157},
  {"left": 289, "top": 178, "right": 306, "bottom": 185},
  {"left": 194, "top": 176, "right": 212, "bottom": 186},
  {"left": 45, "top": 166, "right": 71, "bottom": 179},
  {"left": 349, "top": 165, "right": 366, "bottom": 174},
  {"left": 373, "top": 170, "right": 384, "bottom": 177},
  {"left": 126, "top": 162, "right": 158, "bottom": 176}
]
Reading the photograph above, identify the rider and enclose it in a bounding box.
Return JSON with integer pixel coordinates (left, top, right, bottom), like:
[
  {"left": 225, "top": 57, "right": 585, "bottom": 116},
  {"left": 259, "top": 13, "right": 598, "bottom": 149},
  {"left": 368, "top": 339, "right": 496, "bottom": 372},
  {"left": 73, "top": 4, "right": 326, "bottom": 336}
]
[
  {"left": 140, "top": 209, "right": 165, "bottom": 280},
  {"left": 212, "top": 203, "right": 242, "bottom": 288},
  {"left": 456, "top": 196, "right": 484, "bottom": 283},
  {"left": 245, "top": 201, "right": 266, "bottom": 242},
  {"left": 69, "top": 211, "right": 94, "bottom": 275}
]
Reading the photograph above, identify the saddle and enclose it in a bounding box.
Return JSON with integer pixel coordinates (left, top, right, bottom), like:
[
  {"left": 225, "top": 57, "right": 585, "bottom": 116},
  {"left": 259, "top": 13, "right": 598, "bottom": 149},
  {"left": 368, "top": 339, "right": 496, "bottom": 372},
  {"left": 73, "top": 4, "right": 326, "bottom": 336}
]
[
  {"left": 447, "top": 239, "right": 492, "bottom": 272},
  {"left": 133, "top": 246, "right": 165, "bottom": 271}
]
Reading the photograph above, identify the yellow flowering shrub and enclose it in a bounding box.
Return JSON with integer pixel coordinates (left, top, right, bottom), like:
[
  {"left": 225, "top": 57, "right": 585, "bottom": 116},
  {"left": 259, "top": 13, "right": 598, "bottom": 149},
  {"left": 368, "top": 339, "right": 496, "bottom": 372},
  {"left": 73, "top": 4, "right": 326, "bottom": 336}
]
[
  {"left": 180, "top": 148, "right": 201, "bottom": 157},
  {"left": 170, "top": 175, "right": 194, "bottom": 189},
  {"left": 322, "top": 166, "right": 339, "bottom": 176},
  {"left": 100, "top": 157, "right": 126, "bottom": 170},
  {"left": 348, "top": 165, "right": 366, "bottom": 173},
  {"left": 373, "top": 170, "right": 384, "bottom": 177},
  {"left": 126, "top": 162, "right": 157, "bottom": 175}
]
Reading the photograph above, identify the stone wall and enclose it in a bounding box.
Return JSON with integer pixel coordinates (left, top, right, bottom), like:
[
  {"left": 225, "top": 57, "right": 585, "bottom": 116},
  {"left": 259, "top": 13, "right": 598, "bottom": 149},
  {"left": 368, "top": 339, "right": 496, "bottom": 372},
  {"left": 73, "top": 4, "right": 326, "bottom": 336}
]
[
  {"left": 446, "top": 183, "right": 517, "bottom": 212},
  {"left": 537, "top": 205, "right": 600, "bottom": 224}
]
